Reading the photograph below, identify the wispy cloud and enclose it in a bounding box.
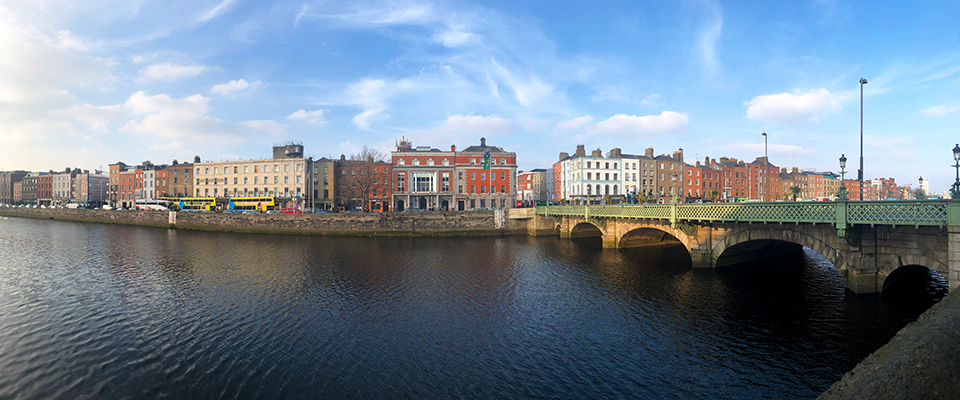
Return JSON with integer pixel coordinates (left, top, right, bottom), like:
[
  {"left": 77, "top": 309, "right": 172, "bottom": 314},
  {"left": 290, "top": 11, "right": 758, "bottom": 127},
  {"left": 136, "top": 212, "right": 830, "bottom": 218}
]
[
  {"left": 286, "top": 109, "right": 327, "bottom": 124},
  {"left": 695, "top": 0, "right": 723, "bottom": 77},
  {"left": 197, "top": 0, "right": 237, "bottom": 23},
  {"left": 556, "top": 115, "right": 594, "bottom": 132},
  {"left": 210, "top": 78, "right": 262, "bottom": 95},
  {"left": 920, "top": 105, "right": 959, "bottom": 117},
  {"left": 244, "top": 119, "right": 286, "bottom": 136},
  {"left": 120, "top": 91, "right": 237, "bottom": 140},
  {"left": 138, "top": 63, "right": 209, "bottom": 82}
]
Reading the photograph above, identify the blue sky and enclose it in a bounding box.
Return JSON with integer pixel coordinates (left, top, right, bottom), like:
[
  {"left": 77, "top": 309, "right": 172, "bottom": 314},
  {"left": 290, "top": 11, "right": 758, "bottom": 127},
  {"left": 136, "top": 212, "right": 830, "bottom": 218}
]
[{"left": 2, "top": 0, "right": 959, "bottom": 192}]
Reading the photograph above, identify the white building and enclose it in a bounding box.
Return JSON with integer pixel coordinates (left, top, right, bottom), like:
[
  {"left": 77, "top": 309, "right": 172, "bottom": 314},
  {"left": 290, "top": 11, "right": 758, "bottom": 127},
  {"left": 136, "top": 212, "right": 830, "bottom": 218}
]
[{"left": 557, "top": 145, "right": 625, "bottom": 203}]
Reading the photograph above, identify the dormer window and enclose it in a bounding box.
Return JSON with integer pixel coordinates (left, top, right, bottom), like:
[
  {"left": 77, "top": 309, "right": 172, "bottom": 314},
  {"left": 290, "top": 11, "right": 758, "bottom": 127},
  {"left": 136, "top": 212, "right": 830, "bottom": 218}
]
[
  {"left": 442, "top": 159, "right": 449, "bottom": 166},
  {"left": 398, "top": 159, "right": 405, "bottom": 166},
  {"left": 427, "top": 159, "right": 435, "bottom": 166},
  {"left": 413, "top": 159, "right": 420, "bottom": 166}
]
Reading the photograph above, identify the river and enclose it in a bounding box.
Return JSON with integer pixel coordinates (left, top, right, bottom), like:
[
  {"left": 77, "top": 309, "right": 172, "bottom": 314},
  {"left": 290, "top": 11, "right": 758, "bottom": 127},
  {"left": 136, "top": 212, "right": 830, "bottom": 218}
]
[{"left": 0, "top": 217, "right": 943, "bottom": 399}]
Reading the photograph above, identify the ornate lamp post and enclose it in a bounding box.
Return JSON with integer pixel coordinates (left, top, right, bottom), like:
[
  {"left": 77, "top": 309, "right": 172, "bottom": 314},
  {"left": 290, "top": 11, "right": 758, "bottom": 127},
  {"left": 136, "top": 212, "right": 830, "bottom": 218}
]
[
  {"left": 951, "top": 144, "right": 960, "bottom": 199},
  {"left": 838, "top": 154, "right": 848, "bottom": 201}
]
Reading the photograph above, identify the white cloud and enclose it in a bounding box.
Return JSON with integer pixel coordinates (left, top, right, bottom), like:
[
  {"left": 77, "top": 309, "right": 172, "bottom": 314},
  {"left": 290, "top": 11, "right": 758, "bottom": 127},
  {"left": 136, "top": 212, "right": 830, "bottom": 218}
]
[
  {"left": 920, "top": 105, "right": 960, "bottom": 117},
  {"left": 49, "top": 103, "right": 121, "bottom": 131},
  {"left": 298, "top": 2, "right": 435, "bottom": 28},
  {"left": 131, "top": 55, "right": 145, "bottom": 64},
  {"left": 592, "top": 111, "right": 689, "bottom": 135},
  {"left": 210, "top": 78, "right": 262, "bottom": 95},
  {"left": 197, "top": 0, "right": 236, "bottom": 23},
  {"left": 138, "top": 63, "right": 208, "bottom": 82},
  {"left": 352, "top": 109, "right": 385, "bottom": 131},
  {"left": 120, "top": 91, "right": 236, "bottom": 139},
  {"left": 556, "top": 115, "right": 594, "bottom": 132},
  {"left": 244, "top": 120, "right": 286, "bottom": 136},
  {"left": 286, "top": 109, "right": 327, "bottom": 124},
  {"left": 745, "top": 88, "right": 848, "bottom": 122}
]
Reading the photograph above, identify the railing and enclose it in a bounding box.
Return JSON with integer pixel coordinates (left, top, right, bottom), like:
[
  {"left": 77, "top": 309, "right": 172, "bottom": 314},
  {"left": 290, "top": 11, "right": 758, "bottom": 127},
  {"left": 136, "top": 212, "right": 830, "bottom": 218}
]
[{"left": 536, "top": 200, "right": 960, "bottom": 229}]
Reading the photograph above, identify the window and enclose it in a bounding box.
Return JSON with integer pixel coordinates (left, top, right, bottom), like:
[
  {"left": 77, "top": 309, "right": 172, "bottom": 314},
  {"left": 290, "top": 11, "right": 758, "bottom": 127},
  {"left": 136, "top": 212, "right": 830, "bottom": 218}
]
[
  {"left": 297, "top": 164, "right": 302, "bottom": 172},
  {"left": 471, "top": 186, "right": 475, "bottom": 193},
  {"left": 605, "top": 162, "right": 609, "bottom": 169},
  {"left": 442, "top": 159, "right": 449, "bottom": 166},
  {"left": 587, "top": 162, "right": 591, "bottom": 168},
  {"left": 233, "top": 177, "right": 238, "bottom": 184},
  {"left": 413, "top": 159, "right": 420, "bottom": 166},
  {"left": 471, "top": 172, "right": 476, "bottom": 180},
  {"left": 458, "top": 172, "right": 463, "bottom": 180},
  {"left": 204, "top": 168, "right": 209, "bottom": 174},
  {"left": 458, "top": 185, "right": 463, "bottom": 193},
  {"left": 481, "top": 186, "right": 486, "bottom": 193},
  {"left": 233, "top": 166, "right": 238, "bottom": 173},
  {"left": 480, "top": 199, "right": 486, "bottom": 208},
  {"left": 398, "top": 159, "right": 405, "bottom": 166},
  {"left": 470, "top": 199, "right": 475, "bottom": 208},
  {"left": 470, "top": 159, "right": 476, "bottom": 164},
  {"left": 427, "top": 159, "right": 434, "bottom": 166},
  {"left": 481, "top": 173, "right": 486, "bottom": 180},
  {"left": 605, "top": 173, "right": 609, "bottom": 180},
  {"left": 441, "top": 173, "right": 450, "bottom": 191},
  {"left": 500, "top": 172, "right": 505, "bottom": 180},
  {"left": 500, "top": 185, "right": 505, "bottom": 193},
  {"left": 397, "top": 173, "right": 405, "bottom": 191},
  {"left": 274, "top": 165, "right": 279, "bottom": 172},
  {"left": 587, "top": 173, "right": 592, "bottom": 180},
  {"left": 274, "top": 176, "right": 279, "bottom": 184},
  {"left": 297, "top": 176, "right": 302, "bottom": 184}
]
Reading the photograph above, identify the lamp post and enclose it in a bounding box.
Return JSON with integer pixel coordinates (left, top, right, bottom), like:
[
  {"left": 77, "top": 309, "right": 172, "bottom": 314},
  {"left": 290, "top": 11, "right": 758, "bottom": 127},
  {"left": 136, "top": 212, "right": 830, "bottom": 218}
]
[
  {"left": 859, "top": 78, "right": 867, "bottom": 200},
  {"left": 762, "top": 131, "right": 768, "bottom": 202},
  {"left": 951, "top": 144, "right": 960, "bottom": 199},
  {"left": 838, "top": 154, "right": 848, "bottom": 201}
]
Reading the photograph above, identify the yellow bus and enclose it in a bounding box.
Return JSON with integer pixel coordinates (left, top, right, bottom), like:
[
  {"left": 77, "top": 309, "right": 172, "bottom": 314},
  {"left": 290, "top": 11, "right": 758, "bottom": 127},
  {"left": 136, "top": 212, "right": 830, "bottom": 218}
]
[
  {"left": 228, "top": 197, "right": 276, "bottom": 212},
  {"left": 177, "top": 197, "right": 217, "bottom": 211}
]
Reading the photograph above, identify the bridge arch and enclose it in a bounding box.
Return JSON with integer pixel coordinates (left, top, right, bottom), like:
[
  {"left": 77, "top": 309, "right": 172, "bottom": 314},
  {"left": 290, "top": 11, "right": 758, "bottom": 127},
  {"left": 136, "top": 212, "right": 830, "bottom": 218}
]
[
  {"left": 619, "top": 226, "right": 685, "bottom": 248},
  {"left": 570, "top": 222, "right": 602, "bottom": 238},
  {"left": 713, "top": 227, "right": 846, "bottom": 272},
  {"left": 886, "top": 254, "right": 949, "bottom": 282}
]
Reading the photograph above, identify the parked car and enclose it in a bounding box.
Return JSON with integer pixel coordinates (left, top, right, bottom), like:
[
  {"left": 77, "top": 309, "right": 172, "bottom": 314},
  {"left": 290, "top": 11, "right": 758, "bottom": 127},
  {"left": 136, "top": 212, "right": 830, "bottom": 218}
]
[{"left": 279, "top": 208, "right": 303, "bottom": 214}]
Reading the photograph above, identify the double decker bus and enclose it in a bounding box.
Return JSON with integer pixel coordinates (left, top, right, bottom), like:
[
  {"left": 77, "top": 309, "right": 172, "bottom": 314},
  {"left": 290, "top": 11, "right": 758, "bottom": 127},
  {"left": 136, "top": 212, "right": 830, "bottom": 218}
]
[
  {"left": 227, "top": 197, "right": 276, "bottom": 211},
  {"left": 176, "top": 197, "right": 217, "bottom": 211}
]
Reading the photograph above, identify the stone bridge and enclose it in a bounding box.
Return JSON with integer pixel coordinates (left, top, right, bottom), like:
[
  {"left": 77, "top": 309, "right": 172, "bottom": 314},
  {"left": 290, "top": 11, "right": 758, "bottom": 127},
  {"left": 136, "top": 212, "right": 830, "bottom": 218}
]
[{"left": 509, "top": 201, "right": 960, "bottom": 294}]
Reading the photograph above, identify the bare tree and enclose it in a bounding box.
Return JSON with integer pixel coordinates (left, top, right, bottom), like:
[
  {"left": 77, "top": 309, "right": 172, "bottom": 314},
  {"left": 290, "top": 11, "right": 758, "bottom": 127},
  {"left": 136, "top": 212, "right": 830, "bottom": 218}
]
[
  {"left": 351, "top": 146, "right": 387, "bottom": 163},
  {"left": 337, "top": 146, "right": 391, "bottom": 211}
]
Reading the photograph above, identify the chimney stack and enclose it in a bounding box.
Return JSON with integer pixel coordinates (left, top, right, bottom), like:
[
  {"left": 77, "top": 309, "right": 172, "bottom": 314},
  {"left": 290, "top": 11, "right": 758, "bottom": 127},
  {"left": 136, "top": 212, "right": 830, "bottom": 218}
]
[{"left": 645, "top": 147, "right": 654, "bottom": 158}]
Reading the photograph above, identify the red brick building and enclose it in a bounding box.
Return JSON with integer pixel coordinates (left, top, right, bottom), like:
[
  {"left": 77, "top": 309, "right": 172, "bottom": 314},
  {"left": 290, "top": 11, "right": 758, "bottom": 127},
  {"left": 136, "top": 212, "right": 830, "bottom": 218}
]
[
  {"left": 334, "top": 155, "right": 392, "bottom": 212},
  {"left": 392, "top": 137, "right": 517, "bottom": 211}
]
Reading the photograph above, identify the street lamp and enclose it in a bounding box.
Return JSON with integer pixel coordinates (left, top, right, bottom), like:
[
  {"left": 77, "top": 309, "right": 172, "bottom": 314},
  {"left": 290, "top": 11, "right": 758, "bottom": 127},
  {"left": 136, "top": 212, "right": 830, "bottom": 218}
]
[
  {"left": 859, "top": 77, "right": 867, "bottom": 200},
  {"left": 838, "top": 154, "right": 848, "bottom": 201},
  {"left": 951, "top": 144, "right": 960, "bottom": 199},
  {"left": 762, "top": 131, "right": 768, "bottom": 201}
]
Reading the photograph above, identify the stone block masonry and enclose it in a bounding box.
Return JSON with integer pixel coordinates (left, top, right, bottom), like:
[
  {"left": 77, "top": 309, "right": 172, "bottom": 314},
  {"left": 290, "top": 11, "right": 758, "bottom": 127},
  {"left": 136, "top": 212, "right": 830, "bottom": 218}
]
[{"left": 0, "top": 208, "right": 529, "bottom": 237}]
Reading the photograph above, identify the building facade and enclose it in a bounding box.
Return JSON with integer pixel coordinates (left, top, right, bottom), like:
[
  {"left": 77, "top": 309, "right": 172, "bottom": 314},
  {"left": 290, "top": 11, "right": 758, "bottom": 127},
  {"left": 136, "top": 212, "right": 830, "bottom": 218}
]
[
  {"left": 0, "top": 171, "right": 28, "bottom": 204},
  {"left": 334, "top": 155, "right": 392, "bottom": 212},
  {"left": 392, "top": 137, "right": 517, "bottom": 211}
]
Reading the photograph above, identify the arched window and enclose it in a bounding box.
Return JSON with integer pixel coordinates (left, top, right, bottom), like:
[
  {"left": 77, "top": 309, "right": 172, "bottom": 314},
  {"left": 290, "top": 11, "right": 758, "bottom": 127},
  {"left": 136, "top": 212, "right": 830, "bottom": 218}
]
[
  {"left": 605, "top": 185, "right": 609, "bottom": 195},
  {"left": 596, "top": 184, "right": 601, "bottom": 195},
  {"left": 613, "top": 185, "right": 618, "bottom": 195}
]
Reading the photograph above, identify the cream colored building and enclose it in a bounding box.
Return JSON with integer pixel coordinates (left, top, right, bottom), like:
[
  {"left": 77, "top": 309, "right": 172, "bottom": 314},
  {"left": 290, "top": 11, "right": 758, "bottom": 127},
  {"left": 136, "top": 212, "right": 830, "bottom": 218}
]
[{"left": 192, "top": 143, "right": 312, "bottom": 202}]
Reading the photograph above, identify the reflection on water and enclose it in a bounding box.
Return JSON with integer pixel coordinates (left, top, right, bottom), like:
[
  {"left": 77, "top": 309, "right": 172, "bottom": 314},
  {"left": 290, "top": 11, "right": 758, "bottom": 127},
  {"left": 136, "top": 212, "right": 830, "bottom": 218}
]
[{"left": 0, "top": 218, "right": 938, "bottom": 399}]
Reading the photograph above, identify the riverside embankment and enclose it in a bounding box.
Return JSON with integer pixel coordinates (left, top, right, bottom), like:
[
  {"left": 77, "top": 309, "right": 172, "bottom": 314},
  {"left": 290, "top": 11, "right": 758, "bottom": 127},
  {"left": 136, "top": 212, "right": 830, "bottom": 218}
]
[
  {"left": 819, "top": 290, "right": 960, "bottom": 399},
  {"left": 0, "top": 207, "right": 532, "bottom": 236}
]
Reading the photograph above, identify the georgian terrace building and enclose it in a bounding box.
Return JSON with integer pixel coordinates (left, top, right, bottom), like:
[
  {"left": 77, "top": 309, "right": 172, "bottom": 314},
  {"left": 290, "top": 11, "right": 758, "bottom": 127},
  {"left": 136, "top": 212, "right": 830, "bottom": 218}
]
[
  {"left": 191, "top": 143, "right": 310, "bottom": 203},
  {"left": 391, "top": 137, "right": 517, "bottom": 211}
]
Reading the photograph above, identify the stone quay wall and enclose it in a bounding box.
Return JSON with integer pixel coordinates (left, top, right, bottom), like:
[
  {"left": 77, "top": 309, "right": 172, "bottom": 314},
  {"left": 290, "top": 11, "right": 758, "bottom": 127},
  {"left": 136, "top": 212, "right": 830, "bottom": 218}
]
[{"left": 0, "top": 208, "right": 529, "bottom": 237}]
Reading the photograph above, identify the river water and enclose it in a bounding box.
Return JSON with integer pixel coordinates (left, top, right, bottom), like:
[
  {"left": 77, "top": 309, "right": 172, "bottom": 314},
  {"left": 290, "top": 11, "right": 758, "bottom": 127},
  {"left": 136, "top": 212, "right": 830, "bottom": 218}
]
[{"left": 0, "top": 217, "right": 942, "bottom": 399}]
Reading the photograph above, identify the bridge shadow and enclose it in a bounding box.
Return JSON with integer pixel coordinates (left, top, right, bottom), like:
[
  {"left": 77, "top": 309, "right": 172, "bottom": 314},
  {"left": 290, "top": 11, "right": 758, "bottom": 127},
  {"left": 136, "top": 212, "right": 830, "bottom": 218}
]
[{"left": 880, "top": 265, "right": 948, "bottom": 320}]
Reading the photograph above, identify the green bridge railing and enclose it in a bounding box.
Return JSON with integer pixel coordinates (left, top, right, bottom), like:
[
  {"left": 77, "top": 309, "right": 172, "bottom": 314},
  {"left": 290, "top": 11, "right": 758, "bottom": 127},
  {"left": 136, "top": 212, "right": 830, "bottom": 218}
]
[{"left": 535, "top": 200, "right": 960, "bottom": 233}]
